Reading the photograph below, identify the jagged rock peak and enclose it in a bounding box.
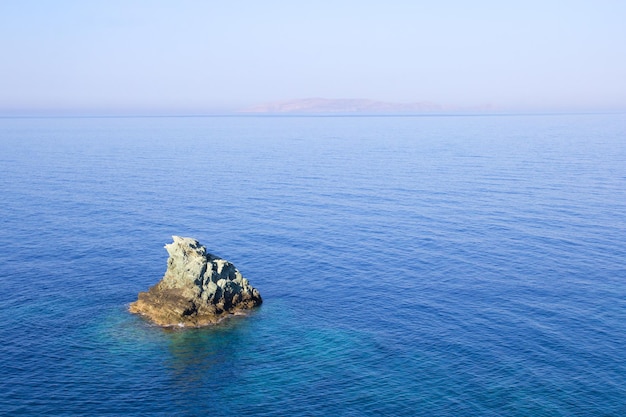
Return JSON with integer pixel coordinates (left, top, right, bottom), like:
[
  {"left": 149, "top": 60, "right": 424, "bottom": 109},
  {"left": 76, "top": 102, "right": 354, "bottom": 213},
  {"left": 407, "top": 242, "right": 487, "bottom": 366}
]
[{"left": 129, "top": 236, "right": 262, "bottom": 327}]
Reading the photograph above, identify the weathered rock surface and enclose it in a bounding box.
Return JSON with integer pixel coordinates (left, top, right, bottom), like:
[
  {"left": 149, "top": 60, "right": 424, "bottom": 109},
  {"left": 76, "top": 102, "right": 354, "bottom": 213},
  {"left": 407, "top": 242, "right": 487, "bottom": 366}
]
[{"left": 129, "top": 236, "right": 262, "bottom": 327}]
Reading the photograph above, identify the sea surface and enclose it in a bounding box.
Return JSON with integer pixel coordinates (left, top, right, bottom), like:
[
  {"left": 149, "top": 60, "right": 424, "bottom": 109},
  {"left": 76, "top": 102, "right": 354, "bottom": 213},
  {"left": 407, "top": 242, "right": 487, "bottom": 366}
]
[{"left": 1, "top": 114, "right": 625, "bottom": 416}]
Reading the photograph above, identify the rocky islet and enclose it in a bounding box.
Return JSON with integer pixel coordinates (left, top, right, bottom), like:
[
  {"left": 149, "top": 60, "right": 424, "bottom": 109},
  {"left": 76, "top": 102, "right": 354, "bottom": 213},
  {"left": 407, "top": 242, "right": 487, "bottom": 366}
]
[{"left": 129, "top": 236, "right": 262, "bottom": 327}]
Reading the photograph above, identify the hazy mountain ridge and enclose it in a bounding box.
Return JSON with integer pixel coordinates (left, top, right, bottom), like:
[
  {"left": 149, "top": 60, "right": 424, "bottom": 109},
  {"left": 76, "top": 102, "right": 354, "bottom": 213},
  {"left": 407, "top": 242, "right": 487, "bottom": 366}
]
[{"left": 241, "top": 98, "right": 450, "bottom": 114}]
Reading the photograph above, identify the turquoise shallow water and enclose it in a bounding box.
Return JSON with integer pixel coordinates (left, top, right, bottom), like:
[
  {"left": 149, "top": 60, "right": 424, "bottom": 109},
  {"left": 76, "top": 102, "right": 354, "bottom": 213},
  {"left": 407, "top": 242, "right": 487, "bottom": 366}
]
[{"left": 1, "top": 114, "right": 625, "bottom": 416}]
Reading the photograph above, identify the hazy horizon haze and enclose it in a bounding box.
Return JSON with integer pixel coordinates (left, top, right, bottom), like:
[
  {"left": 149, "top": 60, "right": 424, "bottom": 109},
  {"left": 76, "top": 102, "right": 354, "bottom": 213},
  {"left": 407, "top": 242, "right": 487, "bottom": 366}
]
[{"left": 1, "top": 0, "right": 625, "bottom": 115}]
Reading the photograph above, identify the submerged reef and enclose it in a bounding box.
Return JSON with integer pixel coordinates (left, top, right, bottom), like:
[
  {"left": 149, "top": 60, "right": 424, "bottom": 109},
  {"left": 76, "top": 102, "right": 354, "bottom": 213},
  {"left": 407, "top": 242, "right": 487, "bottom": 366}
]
[{"left": 129, "top": 236, "right": 262, "bottom": 327}]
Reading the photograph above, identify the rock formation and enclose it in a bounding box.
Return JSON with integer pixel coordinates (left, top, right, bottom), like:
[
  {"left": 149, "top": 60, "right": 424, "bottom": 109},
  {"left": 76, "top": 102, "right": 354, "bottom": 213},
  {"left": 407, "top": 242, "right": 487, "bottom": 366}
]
[{"left": 129, "top": 236, "right": 262, "bottom": 327}]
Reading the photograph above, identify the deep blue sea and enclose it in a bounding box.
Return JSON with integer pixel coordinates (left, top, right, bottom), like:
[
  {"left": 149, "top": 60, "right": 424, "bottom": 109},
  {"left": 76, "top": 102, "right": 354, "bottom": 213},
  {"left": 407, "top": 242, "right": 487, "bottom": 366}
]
[{"left": 1, "top": 114, "right": 625, "bottom": 416}]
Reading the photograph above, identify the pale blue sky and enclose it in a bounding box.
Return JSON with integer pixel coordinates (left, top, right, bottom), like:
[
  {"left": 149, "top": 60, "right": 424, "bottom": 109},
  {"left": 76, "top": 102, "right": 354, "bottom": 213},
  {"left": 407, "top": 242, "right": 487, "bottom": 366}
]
[{"left": 1, "top": 0, "right": 625, "bottom": 114}]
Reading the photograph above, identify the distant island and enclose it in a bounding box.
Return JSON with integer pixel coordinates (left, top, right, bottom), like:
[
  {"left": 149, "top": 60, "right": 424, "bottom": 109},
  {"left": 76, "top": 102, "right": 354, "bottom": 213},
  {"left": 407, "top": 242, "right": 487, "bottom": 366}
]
[
  {"left": 239, "top": 98, "right": 498, "bottom": 114},
  {"left": 240, "top": 98, "right": 447, "bottom": 114}
]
